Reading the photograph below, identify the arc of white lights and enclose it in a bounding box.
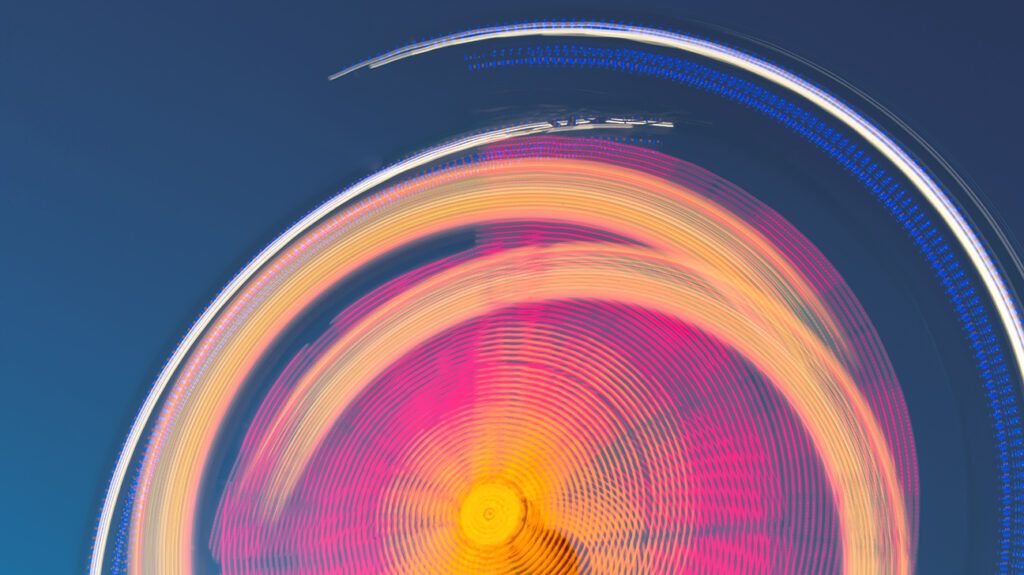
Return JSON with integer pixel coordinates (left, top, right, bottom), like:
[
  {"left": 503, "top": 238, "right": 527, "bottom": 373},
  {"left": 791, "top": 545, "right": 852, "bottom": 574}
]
[
  {"left": 92, "top": 21, "right": 1023, "bottom": 574},
  {"left": 331, "top": 20, "right": 1024, "bottom": 423},
  {"left": 87, "top": 117, "right": 666, "bottom": 574}
]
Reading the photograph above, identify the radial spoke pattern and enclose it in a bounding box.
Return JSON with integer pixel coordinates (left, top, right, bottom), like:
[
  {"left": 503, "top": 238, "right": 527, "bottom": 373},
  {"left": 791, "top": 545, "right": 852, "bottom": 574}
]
[{"left": 123, "top": 138, "right": 917, "bottom": 574}]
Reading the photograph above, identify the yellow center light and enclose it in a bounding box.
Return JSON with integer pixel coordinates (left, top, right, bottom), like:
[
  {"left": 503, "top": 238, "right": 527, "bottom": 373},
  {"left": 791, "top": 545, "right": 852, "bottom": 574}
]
[{"left": 459, "top": 481, "right": 526, "bottom": 546}]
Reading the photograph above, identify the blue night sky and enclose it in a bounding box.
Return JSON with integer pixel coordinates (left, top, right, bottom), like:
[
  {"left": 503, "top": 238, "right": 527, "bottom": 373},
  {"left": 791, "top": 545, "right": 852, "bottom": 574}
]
[{"left": 2, "top": 1, "right": 1022, "bottom": 573}]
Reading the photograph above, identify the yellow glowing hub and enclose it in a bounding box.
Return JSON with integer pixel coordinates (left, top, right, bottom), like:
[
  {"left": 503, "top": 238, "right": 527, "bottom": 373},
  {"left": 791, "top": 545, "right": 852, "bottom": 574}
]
[{"left": 459, "top": 481, "right": 526, "bottom": 546}]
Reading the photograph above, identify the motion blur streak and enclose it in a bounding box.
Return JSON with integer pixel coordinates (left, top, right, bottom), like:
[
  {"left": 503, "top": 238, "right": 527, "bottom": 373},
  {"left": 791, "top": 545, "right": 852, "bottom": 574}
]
[
  {"left": 122, "top": 138, "right": 917, "bottom": 574},
  {"left": 89, "top": 120, "right": 566, "bottom": 575},
  {"left": 333, "top": 21, "right": 1024, "bottom": 401},
  {"left": 88, "top": 22, "right": 1024, "bottom": 572}
]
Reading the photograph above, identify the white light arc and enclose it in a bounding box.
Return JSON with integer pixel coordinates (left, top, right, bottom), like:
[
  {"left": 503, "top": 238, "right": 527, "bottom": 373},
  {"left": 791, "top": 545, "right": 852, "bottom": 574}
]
[{"left": 91, "top": 21, "right": 1023, "bottom": 574}]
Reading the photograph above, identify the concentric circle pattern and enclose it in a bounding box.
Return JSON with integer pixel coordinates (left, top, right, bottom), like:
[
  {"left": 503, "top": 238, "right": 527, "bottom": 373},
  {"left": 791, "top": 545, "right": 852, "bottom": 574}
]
[{"left": 121, "top": 138, "right": 918, "bottom": 573}]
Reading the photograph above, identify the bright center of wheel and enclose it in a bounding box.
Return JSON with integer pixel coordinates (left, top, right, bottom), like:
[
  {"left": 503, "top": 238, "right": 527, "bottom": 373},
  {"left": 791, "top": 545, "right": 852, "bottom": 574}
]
[{"left": 459, "top": 482, "right": 525, "bottom": 546}]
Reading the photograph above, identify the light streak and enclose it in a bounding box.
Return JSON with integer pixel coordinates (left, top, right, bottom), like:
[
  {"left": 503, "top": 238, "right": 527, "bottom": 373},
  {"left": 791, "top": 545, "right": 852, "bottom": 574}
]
[
  {"left": 103, "top": 138, "right": 918, "bottom": 574},
  {"left": 87, "top": 20, "right": 1024, "bottom": 574}
]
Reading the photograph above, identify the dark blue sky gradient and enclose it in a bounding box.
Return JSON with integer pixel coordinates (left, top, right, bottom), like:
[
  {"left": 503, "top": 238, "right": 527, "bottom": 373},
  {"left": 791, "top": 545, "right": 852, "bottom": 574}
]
[{"left": 2, "top": 1, "right": 1022, "bottom": 573}]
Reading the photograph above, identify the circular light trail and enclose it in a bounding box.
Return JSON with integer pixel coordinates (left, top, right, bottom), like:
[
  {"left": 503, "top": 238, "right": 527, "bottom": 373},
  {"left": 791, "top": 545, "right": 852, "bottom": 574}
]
[
  {"left": 102, "top": 137, "right": 918, "bottom": 573},
  {"left": 91, "top": 21, "right": 1023, "bottom": 575}
]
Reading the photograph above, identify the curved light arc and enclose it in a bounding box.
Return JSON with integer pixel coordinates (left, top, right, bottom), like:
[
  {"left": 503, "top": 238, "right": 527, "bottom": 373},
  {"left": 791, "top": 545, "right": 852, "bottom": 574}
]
[
  {"left": 91, "top": 21, "right": 1023, "bottom": 575},
  {"left": 89, "top": 120, "right": 577, "bottom": 575},
  {"left": 332, "top": 22, "right": 1024, "bottom": 386}
]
